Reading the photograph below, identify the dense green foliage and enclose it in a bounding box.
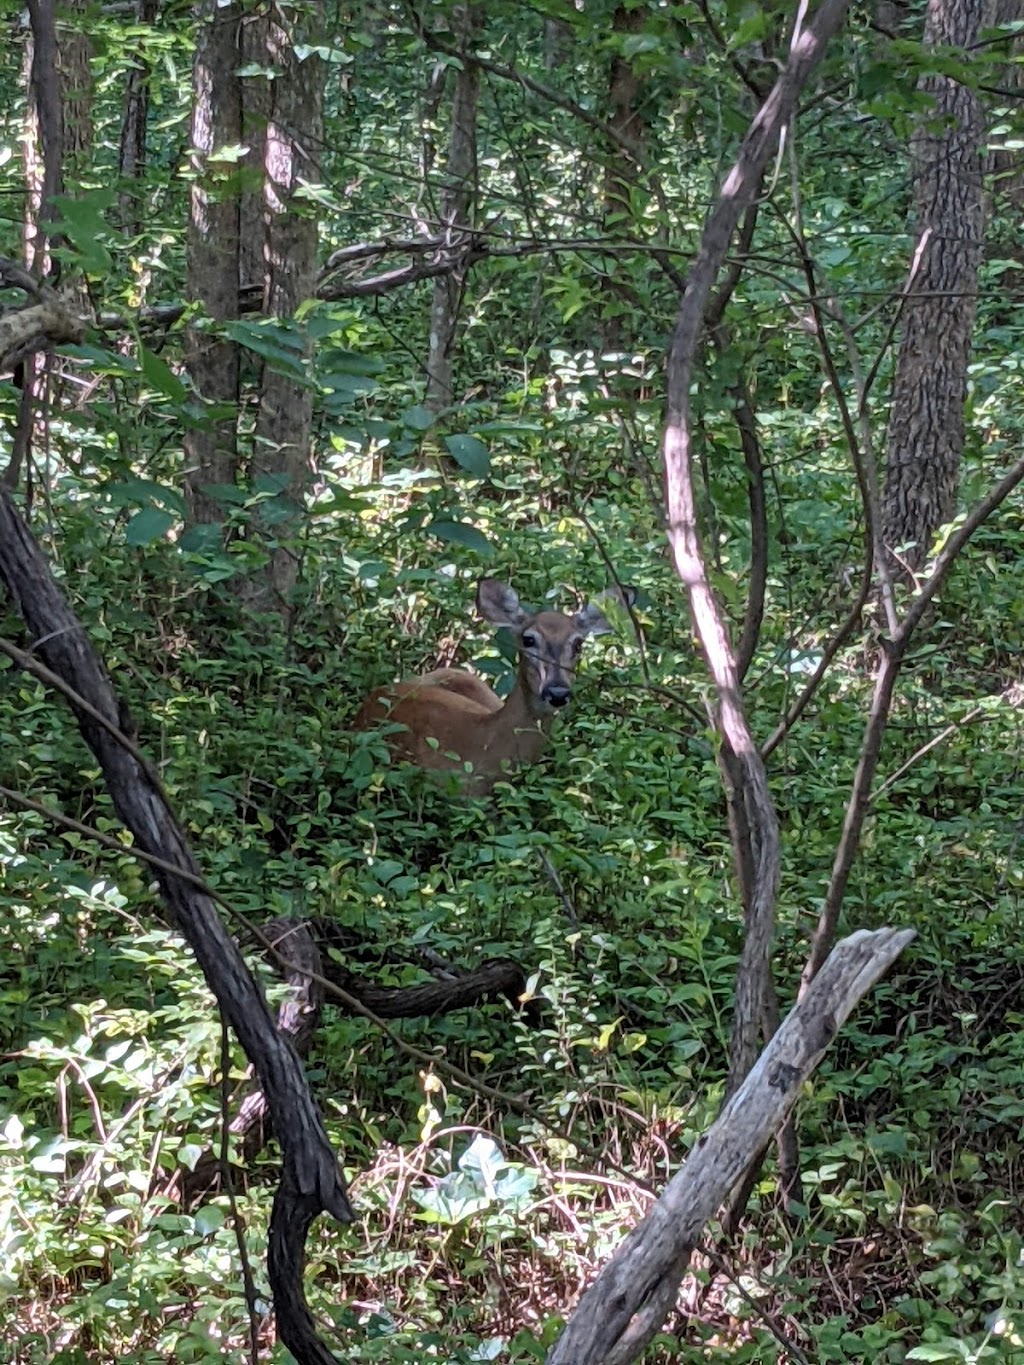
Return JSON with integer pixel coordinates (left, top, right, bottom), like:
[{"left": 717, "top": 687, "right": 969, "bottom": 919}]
[{"left": 3, "top": 1, "right": 1024, "bottom": 1361}]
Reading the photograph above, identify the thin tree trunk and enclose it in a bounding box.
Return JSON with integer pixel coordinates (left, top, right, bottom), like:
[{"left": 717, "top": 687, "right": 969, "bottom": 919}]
[
  {"left": 118, "top": 0, "right": 158, "bottom": 233},
  {"left": 599, "top": 5, "right": 645, "bottom": 349},
  {"left": 183, "top": 0, "right": 242, "bottom": 526},
  {"left": 881, "top": 0, "right": 985, "bottom": 569},
  {"left": 424, "top": 3, "right": 480, "bottom": 417},
  {"left": 25, "top": 0, "right": 62, "bottom": 267}
]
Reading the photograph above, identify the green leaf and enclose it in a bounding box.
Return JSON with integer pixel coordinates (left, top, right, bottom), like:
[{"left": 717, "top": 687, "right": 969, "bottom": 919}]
[
  {"left": 124, "top": 507, "right": 176, "bottom": 546},
  {"left": 428, "top": 520, "right": 493, "bottom": 556},
  {"left": 177, "top": 1143, "right": 205, "bottom": 1172},
  {"left": 194, "top": 1206, "right": 225, "bottom": 1236},
  {"left": 221, "top": 320, "right": 308, "bottom": 379},
  {"left": 317, "top": 348, "right": 384, "bottom": 376},
  {"left": 444, "top": 434, "right": 491, "bottom": 477},
  {"left": 139, "top": 346, "right": 188, "bottom": 403},
  {"left": 402, "top": 404, "right": 435, "bottom": 433},
  {"left": 178, "top": 523, "right": 225, "bottom": 554},
  {"left": 106, "top": 478, "right": 187, "bottom": 517},
  {"left": 51, "top": 190, "right": 116, "bottom": 274}
]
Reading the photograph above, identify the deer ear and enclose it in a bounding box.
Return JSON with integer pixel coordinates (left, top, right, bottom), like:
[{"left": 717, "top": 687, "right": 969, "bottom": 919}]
[
  {"left": 575, "top": 585, "right": 637, "bottom": 636},
  {"left": 476, "top": 578, "right": 529, "bottom": 628}
]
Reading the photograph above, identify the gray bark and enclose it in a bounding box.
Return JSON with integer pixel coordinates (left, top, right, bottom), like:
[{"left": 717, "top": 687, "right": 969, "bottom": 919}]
[
  {"left": 249, "top": 2, "right": 324, "bottom": 607},
  {"left": 881, "top": 0, "right": 985, "bottom": 568},
  {"left": 424, "top": 4, "right": 480, "bottom": 416},
  {"left": 183, "top": 0, "right": 242, "bottom": 525},
  {"left": 547, "top": 929, "right": 916, "bottom": 1365}
]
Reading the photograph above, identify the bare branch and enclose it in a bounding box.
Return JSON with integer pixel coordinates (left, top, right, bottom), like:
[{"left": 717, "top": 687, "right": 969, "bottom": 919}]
[
  {"left": 801, "top": 448, "right": 1024, "bottom": 987},
  {"left": 407, "top": 5, "right": 644, "bottom": 161},
  {"left": 664, "top": 0, "right": 853, "bottom": 1092},
  {"left": 548, "top": 928, "right": 915, "bottom": 1365}
]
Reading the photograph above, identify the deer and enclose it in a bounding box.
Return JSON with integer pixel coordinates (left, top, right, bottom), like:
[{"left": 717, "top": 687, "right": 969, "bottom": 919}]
[{"left": 352, "top": 577, "right": 636, "bottom": 793}]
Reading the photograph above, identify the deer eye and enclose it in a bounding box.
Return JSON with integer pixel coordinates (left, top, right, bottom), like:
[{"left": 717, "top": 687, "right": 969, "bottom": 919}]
[{"left": 521, "top": 632, "right": 538, "bottom": 650}]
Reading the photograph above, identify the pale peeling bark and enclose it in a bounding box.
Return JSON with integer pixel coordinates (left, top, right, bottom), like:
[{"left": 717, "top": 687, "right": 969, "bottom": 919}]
[
  {"left": 184, "top": 0, "right": 242, "bottom": 526},
  {"left": 882, "top": 0, "right": 985, "bottom": 569},
  {"left": 424, "top": 4, "right": 480, "bottom": 416}
]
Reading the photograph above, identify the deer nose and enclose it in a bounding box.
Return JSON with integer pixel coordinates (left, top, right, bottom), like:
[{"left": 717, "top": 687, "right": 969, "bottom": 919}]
[{"left": 543, "top": 685, "right": 572, "bottom": 708}]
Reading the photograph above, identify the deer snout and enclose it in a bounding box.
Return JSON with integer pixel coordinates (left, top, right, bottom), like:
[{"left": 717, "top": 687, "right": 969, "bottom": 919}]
[{"left": 542, "top": 684, "right": 572, "bottom": 708}]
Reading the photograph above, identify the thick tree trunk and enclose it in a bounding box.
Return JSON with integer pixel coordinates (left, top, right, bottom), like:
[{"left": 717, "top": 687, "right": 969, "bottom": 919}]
[
  {"left": 881, "top": 0, "right": 985, "bottom": 569},
  {"left": 183, "top": 0, "right": 242, "bottom": 526},
  {"left": 14, "top": 0, "right": 92, "bottom": 494},
  {"left": 424, "top": 4, "right": 480, "bottom": 416},
  {"left": 239, "top": 7, "right": 271, "bottom": 295},
  {"left": 56, "top": 0, "right": 93, "bottom": 188},
  {"left": 245, "top": 1, "right": 325, "bottom": 609}
]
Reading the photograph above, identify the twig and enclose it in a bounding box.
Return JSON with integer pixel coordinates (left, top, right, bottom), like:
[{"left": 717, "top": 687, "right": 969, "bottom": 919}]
[{"left": 869, "top": 703, "right": 986, "bottom": 803}]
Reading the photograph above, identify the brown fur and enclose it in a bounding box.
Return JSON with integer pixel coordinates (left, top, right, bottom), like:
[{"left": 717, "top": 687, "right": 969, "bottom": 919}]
[{"left": 352, "top": 578, "right": 635, "bottom": 793}]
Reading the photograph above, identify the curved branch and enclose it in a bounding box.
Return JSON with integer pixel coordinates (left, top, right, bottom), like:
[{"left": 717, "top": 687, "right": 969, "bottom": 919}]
[
  {"left": 664, "top": 0, "right": 853, "bottom": 1090},
  {"left": 732, "top": 381, "right": 768, "bottom": 683},
  {"left": 0, "top": 494, "right": 352, "bottom": 1365},
  {"left": 801, "top": 448, "right": 1024, "bottom": 987}
]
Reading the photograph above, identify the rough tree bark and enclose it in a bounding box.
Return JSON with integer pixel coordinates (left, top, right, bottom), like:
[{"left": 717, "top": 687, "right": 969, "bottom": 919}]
[
  {"left": 247, "top": 1, "right": 325, "bottom": 608},
  {"left": 183, "top": 0, "right": 242, "bottom": 526},
  {"left": 56, "top": 0, "right": 93, "bottom": 190},
  {"left": 13, "top": 0, "right": 93, "bottom": 495},
  {"left": 881, "top": 0, "right": 985, "bottom": 569},
  {"left": 424, "top": 3, "right": 480, "bottom": 417},
  {"left": 118, "top": 0, "right": 158, "bottom": 234}
]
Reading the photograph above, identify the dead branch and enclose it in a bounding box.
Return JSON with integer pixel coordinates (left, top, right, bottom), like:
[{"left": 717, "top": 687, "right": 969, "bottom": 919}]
[
  {"left": 227, "top": 918, "right": 533, "bottom": 1167},
  {"left": 547, "top": 927, "right": 915, "bottom": 1365},
  {"left": 0, "top": 296, "right": 84, "bottom": 369}
]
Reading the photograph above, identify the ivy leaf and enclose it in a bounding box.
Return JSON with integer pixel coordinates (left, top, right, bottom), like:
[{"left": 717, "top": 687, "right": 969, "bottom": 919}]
[
  {"left": 444, "top": 435, "right": 491, "bottom": 477},
  {"left": 402, "top": 404, "right": 435, "bottom": 433},
  {"left": 429, "top": 520, "right": 493, "bottom": 556},
  {"left": 124, "top": 507, "right": 176, "bottom": 546}
]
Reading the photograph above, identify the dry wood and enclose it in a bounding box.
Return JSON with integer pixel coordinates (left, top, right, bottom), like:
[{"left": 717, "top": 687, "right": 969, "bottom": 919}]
[
  {"left": 547, "top": 927, "right": 915, "bottom": 1365},
  {"left": 0, "top": 295, "right": 83, "bottom": 367}
]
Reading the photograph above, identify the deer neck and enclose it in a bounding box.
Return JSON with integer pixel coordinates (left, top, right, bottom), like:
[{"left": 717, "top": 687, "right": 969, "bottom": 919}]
[{"left": 478, "top": 676, "right": 552, "bottom": 767}]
